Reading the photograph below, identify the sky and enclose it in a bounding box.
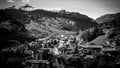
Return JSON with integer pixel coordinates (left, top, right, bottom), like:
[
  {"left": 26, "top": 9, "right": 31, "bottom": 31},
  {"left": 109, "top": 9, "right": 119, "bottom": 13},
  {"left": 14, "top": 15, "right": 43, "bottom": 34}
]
[{"left": 0, "top": 0, "right": 120, "bottom": 19}]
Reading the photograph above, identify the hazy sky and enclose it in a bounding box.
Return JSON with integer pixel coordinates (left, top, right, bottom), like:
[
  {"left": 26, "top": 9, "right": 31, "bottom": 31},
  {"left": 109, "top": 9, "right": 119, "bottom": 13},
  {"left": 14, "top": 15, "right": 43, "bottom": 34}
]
[{"left": 0, "top": 0, "right": 120, "bottom": 19}]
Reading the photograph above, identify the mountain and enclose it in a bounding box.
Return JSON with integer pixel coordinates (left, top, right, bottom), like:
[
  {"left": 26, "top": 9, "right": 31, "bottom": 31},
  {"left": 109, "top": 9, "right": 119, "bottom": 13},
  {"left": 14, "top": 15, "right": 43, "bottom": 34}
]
[
  {"left": 96, "top": 13, "right": 120, "bottom": 33},
  {"left": 0, "top": 9, "right": 35, "bottom": 50},
  {"left": 28, "top": 9, "right": 97, "bottom": 31},
  {"left": 96, "top": 13, "right": 120, "bottom": 24},
  {"left": 0, "top": 8, "right": 97, "bottom": 38},
  {"left": 78, "top": 12, "right": 120, "bottom": 45},
  {"left": 0, "top": 7, "right": 98, "bottom": 49}
]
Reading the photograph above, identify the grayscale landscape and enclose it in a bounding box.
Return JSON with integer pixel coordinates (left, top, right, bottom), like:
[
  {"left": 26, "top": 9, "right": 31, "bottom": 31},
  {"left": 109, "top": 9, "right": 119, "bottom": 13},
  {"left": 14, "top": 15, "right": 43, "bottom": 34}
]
[{"left": 0, "top": 0, "right": 120, "bottom": 68}]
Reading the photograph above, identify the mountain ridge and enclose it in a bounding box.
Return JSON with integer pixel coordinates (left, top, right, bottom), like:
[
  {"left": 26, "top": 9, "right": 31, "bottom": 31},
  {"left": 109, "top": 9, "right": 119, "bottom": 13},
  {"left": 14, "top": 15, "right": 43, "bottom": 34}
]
[{"left": 0, "top": 8, "right": 97, "bottom": 37}]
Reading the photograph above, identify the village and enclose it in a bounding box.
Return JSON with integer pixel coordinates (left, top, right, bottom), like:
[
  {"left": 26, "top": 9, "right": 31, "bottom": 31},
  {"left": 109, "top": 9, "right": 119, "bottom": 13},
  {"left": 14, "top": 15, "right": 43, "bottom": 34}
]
[{"left": 6, "top": 34, "right": 118, "bottom": 68}]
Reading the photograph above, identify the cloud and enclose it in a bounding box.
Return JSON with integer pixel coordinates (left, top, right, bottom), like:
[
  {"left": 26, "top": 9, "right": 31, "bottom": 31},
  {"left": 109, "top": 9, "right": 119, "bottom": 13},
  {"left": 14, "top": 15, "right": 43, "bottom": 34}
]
[
  {"left": 22, "top": 0, "right": 30, "bottom": 3},
  {"left": 7, "top": 0, "right": 15, "bottom": 2}
]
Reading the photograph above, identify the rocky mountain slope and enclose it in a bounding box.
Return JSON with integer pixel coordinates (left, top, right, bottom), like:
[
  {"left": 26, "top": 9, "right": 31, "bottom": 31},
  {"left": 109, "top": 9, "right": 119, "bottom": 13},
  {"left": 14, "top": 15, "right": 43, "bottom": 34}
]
[
  {"left": 78, "top": 12, "right": 120, "bottom": 46},
  {"left": 0, "top": 6, "right": 98, "bottom": 49},
  {"left": 0, "top": 8, "right": 97, "bottom": 38},
  {"left": 96, "top": 13, "right": 120, "bottom": 24}
]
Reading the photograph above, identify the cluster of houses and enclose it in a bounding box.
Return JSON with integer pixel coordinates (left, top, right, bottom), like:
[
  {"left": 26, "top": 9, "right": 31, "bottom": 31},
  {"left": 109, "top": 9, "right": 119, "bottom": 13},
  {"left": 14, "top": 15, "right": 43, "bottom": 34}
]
[{"left": 5, "top": 34, "right": 118, "bottom": 68}]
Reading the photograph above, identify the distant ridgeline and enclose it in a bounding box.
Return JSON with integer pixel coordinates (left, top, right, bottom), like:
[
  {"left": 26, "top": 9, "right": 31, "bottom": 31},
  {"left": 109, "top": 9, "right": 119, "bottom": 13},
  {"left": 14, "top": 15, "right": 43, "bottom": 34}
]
[{"left": 77, "top": 12, "right": 120, "bottom": 47}]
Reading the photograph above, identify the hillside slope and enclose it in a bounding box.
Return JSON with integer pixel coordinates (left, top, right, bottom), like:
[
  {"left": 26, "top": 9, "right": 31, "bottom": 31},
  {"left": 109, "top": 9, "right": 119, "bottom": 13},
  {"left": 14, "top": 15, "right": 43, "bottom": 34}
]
[
  {"left": 96, "top": 13, "right": 120, "bottom": 24},
  {"left": 78, "top": 12, "right": 120, "bottom": 46},
  {"left": 0, "top": 10, "right": 35, "bottom": 50},
  {"left": 0, "top": 7, "right": 98, "bottom": 48}
]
